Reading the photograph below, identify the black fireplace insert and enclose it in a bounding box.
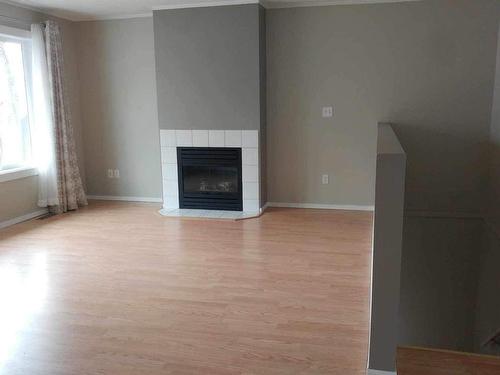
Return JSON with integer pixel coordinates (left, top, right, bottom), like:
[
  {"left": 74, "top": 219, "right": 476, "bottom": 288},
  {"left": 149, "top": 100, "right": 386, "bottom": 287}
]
[{"left": 177, "top": 147, "right": 243, "bottom": 211}]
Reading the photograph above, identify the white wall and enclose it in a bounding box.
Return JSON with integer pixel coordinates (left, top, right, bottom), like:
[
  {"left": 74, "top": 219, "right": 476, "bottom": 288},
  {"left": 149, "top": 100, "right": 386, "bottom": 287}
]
[{"left": 76, "top": 18, "right": 161, "bottom": 199}]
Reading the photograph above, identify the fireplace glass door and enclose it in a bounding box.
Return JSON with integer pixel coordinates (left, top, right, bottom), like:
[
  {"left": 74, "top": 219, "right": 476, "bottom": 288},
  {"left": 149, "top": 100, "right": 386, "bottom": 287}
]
[{"left": 183, "top": 165, "right": 239, "bottom": 194}]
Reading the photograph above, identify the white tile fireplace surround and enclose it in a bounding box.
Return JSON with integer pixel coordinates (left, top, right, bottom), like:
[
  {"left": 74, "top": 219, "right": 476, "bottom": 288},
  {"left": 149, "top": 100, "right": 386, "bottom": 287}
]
[{"left": 159, "top": 129, "right": 260, "bottom": 219}]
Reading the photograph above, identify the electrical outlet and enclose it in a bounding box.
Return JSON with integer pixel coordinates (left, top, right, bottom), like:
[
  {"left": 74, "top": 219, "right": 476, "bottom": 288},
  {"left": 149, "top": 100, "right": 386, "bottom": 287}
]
[
  {"left": 107, "top": 169, "right": 114, "bottom": 178},
  {"left": 113, "top": 169, "right": 120, "bottom": 178},
  {"left": 322, "top": 174, "right": 329, "bottom": 184},
  {"left": 322, "top": 106, "right": 333, "bottom": 118}
]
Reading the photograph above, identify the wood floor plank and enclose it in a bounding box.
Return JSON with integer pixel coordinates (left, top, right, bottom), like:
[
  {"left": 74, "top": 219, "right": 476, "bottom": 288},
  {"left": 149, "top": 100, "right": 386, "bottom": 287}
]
[
  {"left": 0, "top": 201, "right": 373, "bottom": 374},
  {"left": 397, "top": 346, "right": 500, "bottom": 375}
]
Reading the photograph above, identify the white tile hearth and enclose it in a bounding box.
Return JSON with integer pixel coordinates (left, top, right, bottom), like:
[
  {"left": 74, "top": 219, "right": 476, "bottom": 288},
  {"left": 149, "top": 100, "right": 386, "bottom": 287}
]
[
  {"left": 175, "top": 130, "right": 193, "bottom": 146},
  {"left": 192, "top": 130, "right": 209, "bottom": 147},
  {"left": 162, "top": 164, "right": 177, "bottom": 181},
  {"left": 161, "top": 147, "right": 177, "bottom": 163},
  {"left": 160, "top": 129, "right": 176, "bottom": 146},
  {"left": 243, "top": 199, "right": 260, "bottom": 212},
  {"left": 242, "top": 165, "right": 258, "bottom": 183},
  {"left": 243, "top": 182, "right": 259, "bottom": 200},
  {"left": 242, "top": 148, "right": 258, "bottom": 165},
  {"left": 242, "top": 130, "right": 258, "bottom": 148},
  {"left": 163, "top": 196, "right": 178, "bottom": 209},
  {"left": 163, "top": 180, "right": 178, "bottom": 197},
  {"left": 159, "top": 208, "right": 260, "bottom": 220},
  {"left": 159, "top": 129, "right": 261, "bottom": 217},
  {"left": 208, "top": 130, "right": 225, "bottom": 147},
  {"left": 224, "top": 130, "right": 242, "bottom": 147}
]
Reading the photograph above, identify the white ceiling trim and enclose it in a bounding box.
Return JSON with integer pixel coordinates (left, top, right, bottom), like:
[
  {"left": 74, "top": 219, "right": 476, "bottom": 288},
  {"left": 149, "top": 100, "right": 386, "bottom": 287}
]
[
  {"left": 1, "top": 0, "right": 422, "bottom": 22},
  {"left": 263, "top": 0, "right": 420, "bottom": 9},
  {"left": 1, "top": 0, "right": 48, "bottom": 15},
  {"left": 152, "top": 0, "right": 259, "bottom": 11},
  {"left": 152, "top": 0, "right": 419, "bottom": 11},
  {"left": 75, "top": 12, "right": 154, "bottom": 21},
  {"left": 0, "top": 0, "right": 77, "bottom": 21}
]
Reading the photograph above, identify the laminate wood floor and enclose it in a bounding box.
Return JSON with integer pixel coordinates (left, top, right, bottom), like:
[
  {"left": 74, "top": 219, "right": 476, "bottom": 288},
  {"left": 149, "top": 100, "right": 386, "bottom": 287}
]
[
  {"left": 397, "top": 346, "right": 500, "bottom": 375},
  {"left": 0, "top": 201, "right": 373, "bottom": 375}
]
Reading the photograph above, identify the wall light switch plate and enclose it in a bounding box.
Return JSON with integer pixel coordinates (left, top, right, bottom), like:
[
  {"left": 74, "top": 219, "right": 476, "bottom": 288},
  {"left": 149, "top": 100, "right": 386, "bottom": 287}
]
[
  {"left": 322, "top": 106, "right": 333, "bottom": 118},
  {"left": 113, "top": 169, "right": 120, "bottom": 178},
  {"left": 322, "top": 174, "right": 329, "bottom": 184},
  {"left": 107, "top": 169, "right": 114, "bottom": 178}
]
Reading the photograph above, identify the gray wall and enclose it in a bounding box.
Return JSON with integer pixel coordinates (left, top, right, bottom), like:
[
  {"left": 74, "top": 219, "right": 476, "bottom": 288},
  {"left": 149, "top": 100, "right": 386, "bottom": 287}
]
[
  {"left": 487, "top": 18, "right": 500, "bottom": 233},
  {"left": 398, "top": 8, "right": 500, "bottom": 356},
  {"left": 0, "top": 2, "right": 84, "bottom": 222},
  {"left": 474, "top": 225, "right": 500, "bottom": 354},
  {"left": 76, "top": 18, "right": 161, "bottom": 199},
  {"left": 473, "top": 21, "right": 500, "bottom": 356},
  {"left": 8, "top": 0, "right": 494, "bottom": 212},
  {"left": 153, "top": 4, "right": 263, "bottom": 131},
  {"left": 0, "top": 176, "right": 39, "bottom": 223},
  {"left": 370, "top": 124, "right": 406, "bottom": 372},
  {"left": 399, "top": 216, "right": 482, "bottom": 352},
  {"left": 266, "top": 0, "right": 500, "bottom": 208}
]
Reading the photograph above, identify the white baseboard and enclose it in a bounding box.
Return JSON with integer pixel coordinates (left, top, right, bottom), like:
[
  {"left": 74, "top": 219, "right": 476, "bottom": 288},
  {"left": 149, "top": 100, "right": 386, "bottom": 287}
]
[
  {"left": 86, "top": 198, "right": 373, "bottom": 211},
  {"left": 367, "top": 370, "right": 396, "bottom": 375},
  {"left": 267, "top": 202, "right": 374, "bottom": 212},
  {"left": 0, "top": 208, "right": 49, "bottom": 230},
  {"left": 87, "top": 195, "right": 163, "bottom": 203}
]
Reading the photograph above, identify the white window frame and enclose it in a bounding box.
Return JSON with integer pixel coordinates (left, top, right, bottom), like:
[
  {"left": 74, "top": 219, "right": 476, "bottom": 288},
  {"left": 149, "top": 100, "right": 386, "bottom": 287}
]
[{"left": 0, "top": 24, "right": 37, "bottom": 183}]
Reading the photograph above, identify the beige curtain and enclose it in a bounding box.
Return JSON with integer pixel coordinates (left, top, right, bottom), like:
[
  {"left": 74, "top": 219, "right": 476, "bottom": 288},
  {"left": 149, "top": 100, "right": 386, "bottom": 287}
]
[{"left": 44, "top": 20, "right": 87, "bottom": 213}]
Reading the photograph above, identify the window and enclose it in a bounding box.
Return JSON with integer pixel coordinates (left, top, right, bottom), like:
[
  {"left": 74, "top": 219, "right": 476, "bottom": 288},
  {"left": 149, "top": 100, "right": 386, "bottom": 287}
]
[{"left": 0, "top": 26, "right": 32, "bottom": 173}]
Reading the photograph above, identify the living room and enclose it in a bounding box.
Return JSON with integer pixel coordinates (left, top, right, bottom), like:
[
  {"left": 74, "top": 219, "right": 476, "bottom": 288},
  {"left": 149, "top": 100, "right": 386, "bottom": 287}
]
[{"left": 1, "top": 0, "right": 500, "bottom": 374}]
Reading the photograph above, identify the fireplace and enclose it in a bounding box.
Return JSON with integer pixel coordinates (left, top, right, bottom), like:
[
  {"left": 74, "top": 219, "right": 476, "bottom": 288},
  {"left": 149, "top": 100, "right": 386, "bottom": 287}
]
[
  {"left": 160, "top": 129, "right": 260, "bottom": 213},
  {"left": 177, "top": 147, "right": 243, "bottom": 211}
]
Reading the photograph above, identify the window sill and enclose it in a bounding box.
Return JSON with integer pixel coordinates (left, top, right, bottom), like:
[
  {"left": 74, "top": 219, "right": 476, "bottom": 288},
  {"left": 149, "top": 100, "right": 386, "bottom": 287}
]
[{"left": 0, "top": 166, "right": 38, "bottom": 183}]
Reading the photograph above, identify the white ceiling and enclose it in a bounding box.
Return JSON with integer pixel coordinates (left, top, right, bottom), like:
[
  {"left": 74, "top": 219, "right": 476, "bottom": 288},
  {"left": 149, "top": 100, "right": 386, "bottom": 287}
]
[{"left": 3, "top": 0, "right": 420, "bottom": 21}]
